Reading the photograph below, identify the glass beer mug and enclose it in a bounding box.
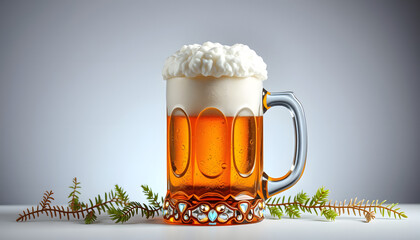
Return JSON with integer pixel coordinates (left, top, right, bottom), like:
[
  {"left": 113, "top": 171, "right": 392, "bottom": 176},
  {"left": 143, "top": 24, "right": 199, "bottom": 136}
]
[{"left": 162, "top": 42, "right": 307, "bottom": 225}]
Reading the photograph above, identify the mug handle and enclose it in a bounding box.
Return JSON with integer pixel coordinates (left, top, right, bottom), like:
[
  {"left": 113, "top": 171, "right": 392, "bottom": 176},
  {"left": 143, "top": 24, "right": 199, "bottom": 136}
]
[{"left": 262, "top": 89, "right": 308, "bottom": 199}]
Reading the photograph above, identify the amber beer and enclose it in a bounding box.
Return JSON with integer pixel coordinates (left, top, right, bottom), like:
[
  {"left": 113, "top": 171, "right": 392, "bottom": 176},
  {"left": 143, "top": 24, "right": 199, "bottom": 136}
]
[
  {"left": 167, "top": 111, "right": 264, "bottom": 202},
  {"left": 166, "top": 105, "right": 265, "bottom": 225}
]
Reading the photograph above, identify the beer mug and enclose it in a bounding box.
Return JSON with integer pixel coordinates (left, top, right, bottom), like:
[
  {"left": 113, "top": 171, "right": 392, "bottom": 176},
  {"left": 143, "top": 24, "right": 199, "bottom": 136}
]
[{"left": 162, "top": 42, "right": 307, "bottom": 225}]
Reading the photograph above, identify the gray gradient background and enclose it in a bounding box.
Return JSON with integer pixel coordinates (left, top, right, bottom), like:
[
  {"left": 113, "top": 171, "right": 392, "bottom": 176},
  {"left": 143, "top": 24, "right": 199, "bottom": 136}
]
[{"left": 0, "top": 0, "right": 419, "bottom": 204}]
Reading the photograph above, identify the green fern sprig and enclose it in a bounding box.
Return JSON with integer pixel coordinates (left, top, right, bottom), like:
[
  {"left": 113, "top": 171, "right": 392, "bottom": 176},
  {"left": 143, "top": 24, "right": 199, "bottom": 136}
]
[
  {"left": 266, "top": 187, "right": 407, "bottom": 222},
  {"left": 16, "top": 179, "right": 129, "bottom": 223},
  {"left": 309, "top": 187, "right": 329, "bottom": 206},
  {"left": 67, "top": 179, "right": 129, "bottom": 224},
  {"left": 68, "top": 177, "right": 85, "bottom": 211},
  {"left": 108, "top": 185, "right": 162, "bottom": 223},
  {"left": 108, "top": 201, "right": 161, "bottom": 223},
  {"left": 84, "top": 211, "right": 97, "bottom": 224},
  {"left": 267, "top": 205, "right": 283, "bottom": 219},
  {"left": 114, "top": 184, "right": 129, "bottom": 203},
  {"left": 141, "top": 185, "right": 162, "bottom": 208},
  {"left": 78, "top": 184, "right": 130, "bottom": 223}
]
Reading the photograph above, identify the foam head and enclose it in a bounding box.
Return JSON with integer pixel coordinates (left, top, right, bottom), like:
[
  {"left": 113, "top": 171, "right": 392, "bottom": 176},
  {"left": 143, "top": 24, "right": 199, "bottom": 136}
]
[
  {"left": 162, "top": 42, "right": 267, "bottom": 80},
  {"left": 163, "top": 42, "right": 267, "bottom": 117}
]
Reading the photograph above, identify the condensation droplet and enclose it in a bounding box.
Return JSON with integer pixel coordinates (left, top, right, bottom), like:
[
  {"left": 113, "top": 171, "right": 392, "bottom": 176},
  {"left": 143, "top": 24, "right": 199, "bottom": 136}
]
[{"left": 221, "top": 163, "right": 227, "bottom": 169}]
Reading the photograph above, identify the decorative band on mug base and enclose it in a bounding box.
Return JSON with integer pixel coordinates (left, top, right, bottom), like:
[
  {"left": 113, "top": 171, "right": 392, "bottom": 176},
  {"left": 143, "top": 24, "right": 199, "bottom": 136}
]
[{"left": 162, "top": 196, "right": 266, "bottom": 225}]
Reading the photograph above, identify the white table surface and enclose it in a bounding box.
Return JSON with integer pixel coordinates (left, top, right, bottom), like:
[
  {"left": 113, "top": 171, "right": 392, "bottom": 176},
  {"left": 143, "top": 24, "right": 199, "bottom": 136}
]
[{"left": 1, "top": 204, "right": 419, "bottom": 240}]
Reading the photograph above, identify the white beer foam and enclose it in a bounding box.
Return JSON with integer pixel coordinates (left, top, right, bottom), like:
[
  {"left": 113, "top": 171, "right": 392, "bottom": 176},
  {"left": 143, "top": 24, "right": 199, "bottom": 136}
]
[
  {"left": 162, "top": 42, "right": 267, "bottom": 80},
  {"left": 167, "top": 77, "right": 263, "bottom": 117}
]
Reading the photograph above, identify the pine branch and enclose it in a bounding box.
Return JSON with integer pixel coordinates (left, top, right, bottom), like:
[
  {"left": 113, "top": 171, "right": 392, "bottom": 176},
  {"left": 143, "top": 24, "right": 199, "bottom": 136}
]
[
  {"left": 84, "top": 211, "right": 97, "bottom": 224},
  {"left": 114, "top": 184, "right": 129, "bottom": 204},
  {"left": 267, "top": 206, "right": 283, "bottom": 219},
  {"left": 16, "top": 193, "right": 128, "bottom": 223},
  {"left": 141, "top": 185, "right": 162, "bottom": 208},
  {"left": 68, "top": 177, "right": 84, "bottom": 211},
  {"left": 107, "top": 185, "right": 162, "bottom": 223},
  {"left": 266, "top": 187, "right": 408, "bottom": 222},
  {"left": 108, "top": 202, "right": 161, "bottom": 223},
  {"left": 309, "top": 186, "right": 329, "bottom": 206},
  {"left": 321, "top": 208, "right": 338, "bottom": 221},
  {"left": 16, "top": 178, "right": 129, "bottom": 223},
  {"left": 16, "top": 178, "right": 158, "bottom": 224}
]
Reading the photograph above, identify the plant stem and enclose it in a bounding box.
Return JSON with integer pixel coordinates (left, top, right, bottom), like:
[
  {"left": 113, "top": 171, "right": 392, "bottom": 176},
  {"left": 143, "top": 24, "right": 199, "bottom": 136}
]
[{"left": 16, "top": 197, "right": 123, "bottom": 222}]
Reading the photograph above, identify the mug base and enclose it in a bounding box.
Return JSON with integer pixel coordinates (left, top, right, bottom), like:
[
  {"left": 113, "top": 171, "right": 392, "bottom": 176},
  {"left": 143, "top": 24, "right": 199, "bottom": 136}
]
[{"left": 162, "top": 195, "right": 265, "bottom": 225}]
